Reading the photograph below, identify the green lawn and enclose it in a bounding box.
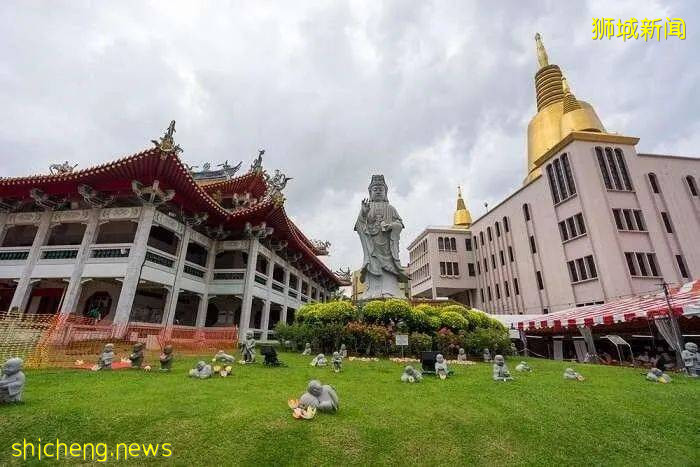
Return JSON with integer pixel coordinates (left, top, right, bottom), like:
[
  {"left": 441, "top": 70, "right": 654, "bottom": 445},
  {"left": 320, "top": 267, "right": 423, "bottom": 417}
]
[{"left": 1, "top": 353, "right": 698, "bottom": 466}]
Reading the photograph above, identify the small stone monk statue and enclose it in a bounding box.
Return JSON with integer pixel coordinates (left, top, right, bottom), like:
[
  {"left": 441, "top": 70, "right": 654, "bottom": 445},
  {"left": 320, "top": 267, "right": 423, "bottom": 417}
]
[
  {"left": 435, "top": 353, "right": 450, "bottom": 379},
  {"left": 457, "top": 348, "right": 467, "bottom": 361},
  {"left": 301, "top": 343, "right": 312, "bottom": 355},
  {"left": 563, "top": 368, "right": 584, "bottom": 381},
  {"left": 646, "top": 367, "right": 672, "bottom": 383},
  {"left": 339, "top": 343, "right": 347, "bottom": 358},
  {"left": 515, "top": 361, "right": 532, "bottom": 372},
  {"left": 332, "top": 352, "right": 342, "bottom": 373},
  {"left": 159, "top": 345, "right": 174, "bottom": 371},
  {"left": 97, "top": 343, "right": 115, "bottom": 370},
  {"left": 213, "top": 350, "right": 236, "bottom": 364},
  {"left": 492, "top": 355, "right": 513, "bottom": 381},
  {"left": 242, "top": 331, "right": 256, "bottom": 363},
  {"left": 129, "top": 342, "right": 145, "bottom": 368},
  {"left": 0, "top": 357, "right": 26, "bottom": 403},
  {"left": 311, "top": 353, "right": 327, "bottom": 367},
  {"left": 299, "top": 379, "right": 339, "bottom": 412},
  {"left": 483, "top": 348, "right": 492, "bottom": 363},
  {"left": 189, "top": 361, "right": 213, "bottom": 379},
  {"left": 401, "top": 365, "right": 423, "bottom": 383},
  {"left": 681, "top": 342, "right": 699, "bottom": 377}
]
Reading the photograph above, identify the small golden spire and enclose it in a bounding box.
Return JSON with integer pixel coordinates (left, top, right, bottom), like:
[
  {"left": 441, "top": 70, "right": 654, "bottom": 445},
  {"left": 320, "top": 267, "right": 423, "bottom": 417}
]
[
  {"left": 453, "top": 185, "right": 472, "bottom": 228},
  {"left": 562, "top": 76, "right": 570, "bottom": 94},
  {"left": 535, "top": 33, "right": 549, "bottom": 69},
  {"left": 561, "top": 76, "right": 582, "bottom": 113}
]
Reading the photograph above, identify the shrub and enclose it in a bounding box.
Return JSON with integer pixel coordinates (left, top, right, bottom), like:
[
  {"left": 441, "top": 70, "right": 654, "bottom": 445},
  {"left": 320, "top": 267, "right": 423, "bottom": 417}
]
[
  {"left": 361, "top": 300, "right": 385, "bottom": 323},
  {"left": 441, "top": 304, "right": 471, "bottom": 318},
  {"left": 344, "top": 321, "right": 391, "bottom": 356},
  {"left": 297, "top": 301, "right": 357, "bottom": 324},
  {"left": 440, "top": 310, "right": 469, "bottom": 331},
  {"left": 383, "top": 299, "right": 412, "bottom": 322},
  {"left": 434, "top": 328, "right": 462, "bottom": 356},
  {"left": 405, "top": 306, "right": 430, "bottom": 332},
  {"left": 464, "top": 327, "right": 511, "bottom": 355},
  {"left": 408, "top": 332, "right": 433, "bottom": 355}
]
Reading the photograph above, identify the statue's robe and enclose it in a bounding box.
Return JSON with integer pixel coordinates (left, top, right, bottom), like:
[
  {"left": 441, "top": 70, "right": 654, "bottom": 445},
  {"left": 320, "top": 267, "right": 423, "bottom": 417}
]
[
  {"left": 354, "top": 201, "right": 407, "bottom": 282},
  {"left": 0, "top": 371, "right": 25, "bottom": 402}
]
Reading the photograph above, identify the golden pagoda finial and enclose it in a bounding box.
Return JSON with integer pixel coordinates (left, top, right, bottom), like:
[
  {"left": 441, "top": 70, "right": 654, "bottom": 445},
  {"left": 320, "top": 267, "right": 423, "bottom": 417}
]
[
  {"left": 535, "top": 33, "right": 549, "bottom": 68},
  {"left": 453, "top": 185, "right": 472, "bottom": 228},
  {"left": 562, "top": 76, "right": 570, "bottom": 94}
]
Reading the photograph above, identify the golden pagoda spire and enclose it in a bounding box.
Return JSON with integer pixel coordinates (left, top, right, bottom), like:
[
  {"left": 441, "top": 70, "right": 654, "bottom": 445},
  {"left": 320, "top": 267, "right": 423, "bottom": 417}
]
[
  {"left": 535, "top": 32, "right": 549, "bottom": 69},
  {"left": 453, "top": 186, "right": 472, "bottom": 228}
]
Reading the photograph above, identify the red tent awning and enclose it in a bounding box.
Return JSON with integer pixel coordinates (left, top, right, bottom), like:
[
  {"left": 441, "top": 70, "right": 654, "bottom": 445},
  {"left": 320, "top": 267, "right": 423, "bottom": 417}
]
[{"left": 515, "top": 280, "right": 700, "bottom": 331}]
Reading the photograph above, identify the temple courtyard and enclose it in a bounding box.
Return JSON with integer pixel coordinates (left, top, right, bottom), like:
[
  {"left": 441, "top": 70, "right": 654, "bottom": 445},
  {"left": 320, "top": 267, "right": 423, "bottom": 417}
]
[{"left": 1, "top": 354, "right": 697, "bottom": 465}]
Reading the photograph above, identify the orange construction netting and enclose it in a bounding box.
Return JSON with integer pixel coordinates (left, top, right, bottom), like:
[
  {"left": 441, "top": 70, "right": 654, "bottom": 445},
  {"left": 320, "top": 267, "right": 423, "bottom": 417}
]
[{"left": 0, "top": 312, "right": 239, "bottom": 369}]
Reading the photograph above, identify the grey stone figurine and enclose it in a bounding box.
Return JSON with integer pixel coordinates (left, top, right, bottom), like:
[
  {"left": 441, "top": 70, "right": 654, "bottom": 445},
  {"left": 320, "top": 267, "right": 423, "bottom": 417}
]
[
  {"left": 97, "top": 343, "right": 115, "bottom": 370},
  {"left": 332, "top": 352, "right": 342, "bottom": 373},
  {"left": 0, "top": 357, "right": 25, "bottom": 403},
  {"left": 339, "top": 343, "right": 347, "bottom": 358},
  {"left": 129, "top": 342, "right": 145, "bottom": 368},
  {"left": 435, "top": 353, "right": 450, "bottom": 379},
  {"left": 483, "top": 348, "right": 492, "bottom": 363},
  {"left": 515, "top": 361, "right": 532, "bottom": 372},
  {"left": 189, "top": 361, "right": 213, "bottom": 379},
  {"left": 401, "top": 365, "right": 423, "bottom": 383},
  {"left": 646, "top": 367, "right": 672, "bottom": 383},
  {"left": 213, "top": 350, "right": 236, "bottom": 364},
  {"left": 242, "top": 331, "right": 256, "bottom": 363},
  {"left": 457, "top": 348, "right": 467, "bottom": 361},
  {"left": 311, "top": 353, "right": 327, "bottom": 367},
  {"left": 299, "top": 379, "right": 339, "bottom": 412},
  {"left": 681, "top": 342, "right": 699, "bottom": 377},
  {"left": 492, "top": 355, "right": 513, "bottom": 381},
  {"left": 563, "top": 368, "right": 584, "bottom": 381},
  {"left": 355, "top": 175, "right": 408, "bottom": 298},
  {"left": 159, "top": 345, "right": 174, "bottom": 371},
  {"left": 301, "top": 343, "right": 312, "bottom": 355}
]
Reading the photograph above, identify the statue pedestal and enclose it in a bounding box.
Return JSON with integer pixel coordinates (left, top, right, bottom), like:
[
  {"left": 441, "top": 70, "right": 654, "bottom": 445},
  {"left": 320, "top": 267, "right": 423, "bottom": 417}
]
[{"left": 361, "top": 270, "right": 402, "bottom": 300}]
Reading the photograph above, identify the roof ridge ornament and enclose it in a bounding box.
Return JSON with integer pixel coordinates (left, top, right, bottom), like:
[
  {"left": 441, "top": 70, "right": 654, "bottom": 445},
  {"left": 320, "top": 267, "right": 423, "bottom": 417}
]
[
  {"left": 49, "top": 161, "right": 78, "bottom": 175},
  {"left": 250, "top": 149, "right": 265, "bottom": 173},
  {"left": 29, "top": 188, "right": 67, "bottom": 211},
  {"left": 78, "top": 184, "right": 115, "bottom": 208},
  {"left": 151, "top": 120, "right": 182, "bottom": 154},
  {"left": 311, "top": 239, "right": 331, "bottom": 256},
  {"left": 334, "top": 267, "right": 351, "bottom": 282}
]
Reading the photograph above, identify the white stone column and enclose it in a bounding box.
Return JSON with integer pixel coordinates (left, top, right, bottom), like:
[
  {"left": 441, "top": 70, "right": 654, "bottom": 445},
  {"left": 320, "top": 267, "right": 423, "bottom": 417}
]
[
  {"left": 113, "top": 204, "right": 156, "bottom": 325},
  {"left": 9, "top": 210, "right": 53, "bottom": 311},
  {"left": 59, "top": 209, "right": 100, "bottom": 314},
  {"left": 260, "top": 299, "right": 271, "bottom": 340},
  {"left": 196, "top": 241, "right": 217, "bottom": 328},
  {"left": 281, "top": 304, "right": 288, "bottom": 326},
  {"left": 238, "top": 238, "right": 258, "bottom": 342},
  {"left": 162, "top": 225, "right": 192, "bottom": 326}
]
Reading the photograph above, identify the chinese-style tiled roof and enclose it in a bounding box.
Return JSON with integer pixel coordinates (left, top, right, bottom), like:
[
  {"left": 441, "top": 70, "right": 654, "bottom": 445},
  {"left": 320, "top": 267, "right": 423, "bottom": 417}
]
[{"left": 0, "top": 147, "right": 342, "bottom": 286}]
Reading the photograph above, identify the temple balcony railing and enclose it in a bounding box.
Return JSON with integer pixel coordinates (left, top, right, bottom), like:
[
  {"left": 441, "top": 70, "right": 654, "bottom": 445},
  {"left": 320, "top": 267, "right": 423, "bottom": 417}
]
[
  {"left": 183, "top": 261, "right": 206, "bottom": 280},
  {"left": 254, "top": 272, "right": 268, "bottom": 286},
  {"left": 271, "top": 279, "right": 285, "bottom": 294},
  {"left": 212, "top": 268, "right": 245, "bottom": 281},
  {"left": 288, "top": 289, "right": 299, "bottom": 299},
  {"left": 38, "top": 245, "right": 80, "bottom": 261},
  {"left": 0, "top": 246, "right": 31, "bottom": 263},
  {"left": 86, "top": 243, "right": 132, "bottom": 263},
  {"left": 145, "top": 247, "right": 176, "bottom": 270}
]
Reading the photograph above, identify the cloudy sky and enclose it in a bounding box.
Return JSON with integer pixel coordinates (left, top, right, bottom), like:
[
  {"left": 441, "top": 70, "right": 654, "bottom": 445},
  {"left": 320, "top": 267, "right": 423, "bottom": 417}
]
[{"left": 1, "top": 1, "right": 698, "bottom": 273}]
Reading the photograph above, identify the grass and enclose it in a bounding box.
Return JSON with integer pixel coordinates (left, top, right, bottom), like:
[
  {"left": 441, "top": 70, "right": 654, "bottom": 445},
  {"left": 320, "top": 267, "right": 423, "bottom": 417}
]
[{"left": 1, "top": 353, "right": 698, "bottom": 466}]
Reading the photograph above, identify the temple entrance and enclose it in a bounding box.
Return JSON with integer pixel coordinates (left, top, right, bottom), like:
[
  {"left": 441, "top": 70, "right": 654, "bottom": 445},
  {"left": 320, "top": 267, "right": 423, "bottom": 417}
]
[
  {"left": 268, "top": 302, "right": 283, "bottom": 331},
  {"left": 0, "top": 279, "right": 17, "bottom": 311},
  {"left": 206, "top": 295, "right": 242, "bottom": 327},
  {"left": 249, "top": 297, "right": 264, "bottom": 329},
  {"left": 75, "top": 279, "right": 122, "bottom": 322},
  {"left": 174, "top": 292, "right": 200, "bottom": 326},
  {"left": 130, "top": 282, "right": 168, "bottom": 324},
  {"left": 25, "top": 279, "right": 67, "bottom": 314}
]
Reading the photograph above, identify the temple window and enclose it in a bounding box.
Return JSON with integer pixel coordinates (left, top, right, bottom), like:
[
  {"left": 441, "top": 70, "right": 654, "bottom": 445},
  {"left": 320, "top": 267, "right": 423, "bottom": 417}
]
[
  {"left": 47, "top": 223, "right": 86, "bottom": 246},
  {"left": 273, "top": 264, "right": 285, "bottom": 283},
  {"left": 255, "top": 254, "right": 269, "bottom": 275},
  {"left": 185, "top": 242, "right": 208, "bottom": 267},
  {"left": 214, "top": 250, "right": 247, "bottom": 269},
  {"left": 95, "top": 221, "right": 137, "bottom": 244},
  {"left": 147, "top": 225, "right": 179, "bottom": 256},
  {"left": 2, "top": 224, "right": 38, "bottom": 247}
]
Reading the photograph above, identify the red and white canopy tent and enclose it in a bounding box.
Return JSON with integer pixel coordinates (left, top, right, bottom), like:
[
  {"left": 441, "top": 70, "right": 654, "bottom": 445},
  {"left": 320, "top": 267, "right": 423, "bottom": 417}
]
[{"left": 515, "top": 280, "right": 700, "bottom": 332}]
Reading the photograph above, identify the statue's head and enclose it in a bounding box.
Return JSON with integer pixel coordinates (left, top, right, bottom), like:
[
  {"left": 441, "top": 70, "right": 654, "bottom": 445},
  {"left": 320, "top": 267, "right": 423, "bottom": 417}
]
[
  {"left": 196, "top": 361, "right": 206, "bottom": 370},
  {"left": 685, "top": 342, "right": 698, "bottom": 352},
  {"left": 651, "top": 367, "right": 662, "bottom": 377},
  {"left": 404, "top": 365, "right": 414, "bottom": 374},
  {"left": 163, "top": 345, "right": 173, "bottom": 355},
  {"left": 307, "top": 380, "right": 323, "bottom": 397},
  {"left": 565, "top": 367, "right": 575, "bottom": 375},
  {"left": 340, "top": 344, "right": 346, "bottom": 350},
  {"left": 484, "top": 348, "right": 490, "bottom": 353},
  {"left": 104, "top": 343, "right": 114, "bottom": 352},
  {"left": 368, "top": 175, "right": 388, "bottom": 202},
  {"left": 458, "top": 348, "right": 465, "bottom": 355},
  {"left": 317, "top": 353, "right": 325, "bottom": 359},
  {"left": 2, "top": 357, "right": 23, "bottom": 375},
  {"left": 333, "top": 351, "right": 339, "bottom": 358},
  {"left": 133, "top": 342, "right": 144, "bottom": 351},
  {"left": 245, "top": 331, "right": 254, "bottom": 339},
  {"left": 436, "top": 353, "right": 444, "bottom": 363},
  {"left": 494, "top": 355, "right": 504, "bottom": 366},
  {"left": 520, "top": 361, "right": 528, "bottom": 366},
  {"left": 305, "top": 343, "right": 311, "bottom": 348}
]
